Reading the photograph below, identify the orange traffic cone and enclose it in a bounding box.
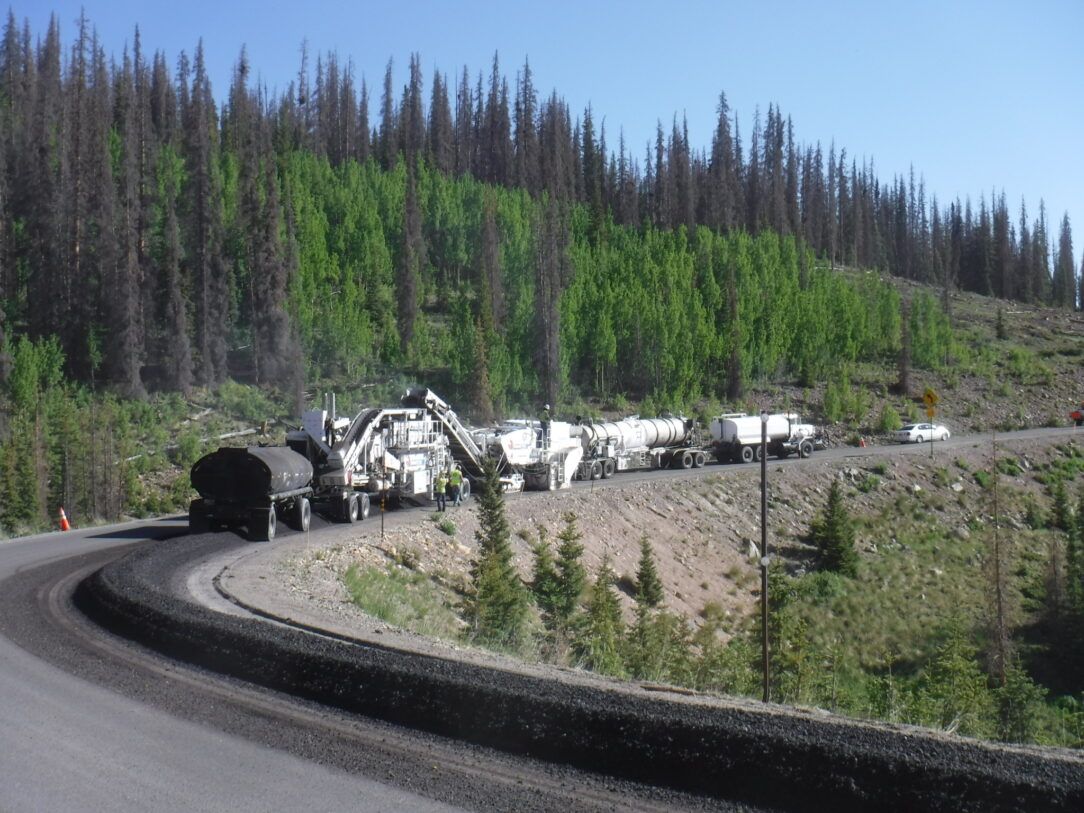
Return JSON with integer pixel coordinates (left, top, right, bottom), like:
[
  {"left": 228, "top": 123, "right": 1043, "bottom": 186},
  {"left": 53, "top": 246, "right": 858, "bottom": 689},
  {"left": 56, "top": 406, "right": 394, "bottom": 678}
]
[
  {"left": 58, "top": 506, "right": 71, "bottom": 532},
  {"left": 859, "top": 437, "right": 867, "bottom": 448}
]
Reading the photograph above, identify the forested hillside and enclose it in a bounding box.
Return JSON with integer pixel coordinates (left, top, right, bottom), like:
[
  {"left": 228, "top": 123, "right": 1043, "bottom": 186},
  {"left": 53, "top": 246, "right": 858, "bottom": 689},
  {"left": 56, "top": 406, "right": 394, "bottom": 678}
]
[{"left": 0, "top": 12, "right": 1076, "bottom": 533}]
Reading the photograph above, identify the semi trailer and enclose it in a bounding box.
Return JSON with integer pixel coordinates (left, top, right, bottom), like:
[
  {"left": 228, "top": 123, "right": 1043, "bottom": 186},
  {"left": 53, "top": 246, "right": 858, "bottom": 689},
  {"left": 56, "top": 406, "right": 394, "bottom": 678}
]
[
  {"left": 574, "top": 416, "right": 705, "bottom": 480},
  {"left": 189, "top": 446, "right": 314, "bottom": 541}
]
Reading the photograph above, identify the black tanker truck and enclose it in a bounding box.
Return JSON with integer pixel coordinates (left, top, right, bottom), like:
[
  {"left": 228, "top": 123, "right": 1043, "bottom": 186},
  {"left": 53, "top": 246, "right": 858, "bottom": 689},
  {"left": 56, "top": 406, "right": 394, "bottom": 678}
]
[{"left": 189, "top": 446, "right": 314, "bottom": 541}]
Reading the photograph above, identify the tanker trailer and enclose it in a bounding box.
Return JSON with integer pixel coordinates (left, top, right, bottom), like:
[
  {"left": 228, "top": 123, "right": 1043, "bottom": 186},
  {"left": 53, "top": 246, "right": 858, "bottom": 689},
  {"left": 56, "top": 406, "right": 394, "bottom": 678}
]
[
  {"left": 709, "top": 413, "right": 826, "bottom": 463},
  {"left": 576, "top": 416, "right": 705, "bottom": 480},
  {"left": 189, "top": 446, "right": 314, "bottom": 541}
]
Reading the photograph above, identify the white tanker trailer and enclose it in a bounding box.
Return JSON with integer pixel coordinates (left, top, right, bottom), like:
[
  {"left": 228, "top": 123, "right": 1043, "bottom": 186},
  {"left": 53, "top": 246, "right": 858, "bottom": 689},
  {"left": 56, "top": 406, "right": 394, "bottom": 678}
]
[
  {"left": 709, "top": 412, "right": 827, "bottom": 463},
  {"left": 575, "top": 416, "right": 705, "bottom": 479}
]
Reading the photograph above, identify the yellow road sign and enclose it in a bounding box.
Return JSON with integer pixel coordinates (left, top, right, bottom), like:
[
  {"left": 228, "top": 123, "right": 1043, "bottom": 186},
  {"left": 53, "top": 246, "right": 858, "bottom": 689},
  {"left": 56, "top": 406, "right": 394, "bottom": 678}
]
[{"left": 923, "top": 388, "right": 939, "bottom": 408}]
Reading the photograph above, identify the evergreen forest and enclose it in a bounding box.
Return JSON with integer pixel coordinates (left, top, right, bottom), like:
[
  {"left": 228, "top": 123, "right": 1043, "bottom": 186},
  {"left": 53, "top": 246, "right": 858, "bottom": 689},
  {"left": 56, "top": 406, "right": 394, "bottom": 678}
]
[{"left": 0, "top": 12, "right": 1079, "bottom": 533}]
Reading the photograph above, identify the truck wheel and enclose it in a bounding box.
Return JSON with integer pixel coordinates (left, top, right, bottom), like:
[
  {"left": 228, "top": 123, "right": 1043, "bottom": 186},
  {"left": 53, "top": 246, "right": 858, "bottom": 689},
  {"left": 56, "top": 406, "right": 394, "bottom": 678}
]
[
  {"left": 602, "top": 459, "right": 615, "bottom": 479},
  {"left": 249, "top": 507, "right": 276, "bottom": 542},
  {"left": 799, "top": 440, "right": 813, "bottom": 458},
  {"left": 679, "top": 451, "right": 694, "bottom": 469},
  {"left": 694, "top": 452, "right": 706, "bottom": 468},
  {"left": 345, "top": 494, "right": 359, "bottom": 524},
  {"left": 189, "top": 500, "right": 210, "bottom": 534},
  {"left": 460, "top": 479, "right": 471, "bottom": 501},
  {"left": 754, "top": 445, "right": 764, "bottom": 463},
  {"left": 293, "top": 497, "right": 311, "bottom": 533},
  {"left": 590, "top": 460, "right": 602, "bottom": 480},
  {"left": 359, "top": 493, "right": 371, "bottom": 520},
  {"left": 740, "top": 445, "right": 755, "bottom": 464}
]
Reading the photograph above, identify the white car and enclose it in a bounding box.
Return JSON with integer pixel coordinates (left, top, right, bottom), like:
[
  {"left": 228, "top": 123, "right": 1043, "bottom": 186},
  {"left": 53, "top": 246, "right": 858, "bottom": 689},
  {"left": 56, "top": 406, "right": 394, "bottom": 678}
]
[{"left": 894, "top": 423, "right": 950, "bottom": 443}]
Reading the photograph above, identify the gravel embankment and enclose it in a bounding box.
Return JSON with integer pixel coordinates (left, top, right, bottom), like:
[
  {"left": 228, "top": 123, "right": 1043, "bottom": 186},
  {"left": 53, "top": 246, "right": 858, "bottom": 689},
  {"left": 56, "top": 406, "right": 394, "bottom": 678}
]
[{"left": 75, "top": 534, "right": 1084, "bottom": 812}]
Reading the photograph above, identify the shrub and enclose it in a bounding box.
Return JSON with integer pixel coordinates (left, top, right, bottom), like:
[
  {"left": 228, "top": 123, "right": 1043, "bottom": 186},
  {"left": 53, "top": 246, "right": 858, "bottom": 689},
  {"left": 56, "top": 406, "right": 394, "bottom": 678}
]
[
  {"left": 877, "top": 403, "right": 903, "bottom": 433},
  {"left": 437, "top": 518, "right": 456, "bottom": 536}
]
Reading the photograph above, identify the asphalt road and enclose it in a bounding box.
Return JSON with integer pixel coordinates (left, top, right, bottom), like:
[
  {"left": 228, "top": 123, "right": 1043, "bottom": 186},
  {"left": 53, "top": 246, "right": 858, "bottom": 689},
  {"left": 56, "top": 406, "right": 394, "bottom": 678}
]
[
  {"left": 0, "top": 522, "right": 722, "bottom": 811},
  {"left": 1, "top": 424, "right": 1081, "bottom": 812},
  {"left": 0, "top": 522, "right": 471, "bottom": 813}
]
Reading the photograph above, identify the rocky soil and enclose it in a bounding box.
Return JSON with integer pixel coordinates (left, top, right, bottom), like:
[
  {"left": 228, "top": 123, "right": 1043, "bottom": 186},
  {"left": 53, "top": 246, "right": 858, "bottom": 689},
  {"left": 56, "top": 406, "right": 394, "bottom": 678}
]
[{"left": 278, "top": 432, "right": 1082, "bottom": 639}]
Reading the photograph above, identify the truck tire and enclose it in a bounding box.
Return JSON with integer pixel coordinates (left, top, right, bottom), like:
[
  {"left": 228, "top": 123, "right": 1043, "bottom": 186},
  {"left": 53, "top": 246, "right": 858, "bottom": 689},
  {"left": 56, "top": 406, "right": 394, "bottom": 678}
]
[
  {"left": 799, "top": 440, "right": 813, "bottom": 458},
  {"left": 249, "top": 507, "right": 276, "bottom": 542},
  {"left": 590, "top": 460, "right": 602, "bottom": 480},
  {"left": 293, "top": 497, "right": 311, "bottom": 532},
  {"left": 679, "top": 450, "right": 694, "bottom": 469},
  {"left": 345, "top": 494, "right": 359, "bottom": 523},
  {"left": 694, "top": 452, "right": 706, "bottom": 468},
  {"left": 740, "top": 445, "right": 755, "bottom": 464},
  {"left": 460, "top": 479, "right": 471, "bottom": 501},
  {"left": 602, "top": 459, "right": 615, "bottom": 479},
  {"left": 754, "top": 445, "right": 764, "bottom": 463},
  {"left": 189, "top": 499, "right": 209, "bottom": 534},
  {"left": 359, "top": 493, "right": 371, "bottom": 520}
]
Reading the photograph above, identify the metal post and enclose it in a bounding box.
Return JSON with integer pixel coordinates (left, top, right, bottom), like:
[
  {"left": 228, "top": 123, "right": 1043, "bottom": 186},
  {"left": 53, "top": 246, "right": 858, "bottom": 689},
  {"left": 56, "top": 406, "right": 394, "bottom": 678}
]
[{"left": 760, "top": 410, "right": 770, "bottom": 703}]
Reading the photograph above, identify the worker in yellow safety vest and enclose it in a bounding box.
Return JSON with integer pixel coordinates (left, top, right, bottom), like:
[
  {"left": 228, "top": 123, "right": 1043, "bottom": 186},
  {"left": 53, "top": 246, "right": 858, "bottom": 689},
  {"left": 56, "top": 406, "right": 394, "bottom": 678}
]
[
  {"left": 435, "top": 471, "right": 448, "bottom": 512},
  {"left": 449, "top": 466, "right": 463, "bottom": 506}
]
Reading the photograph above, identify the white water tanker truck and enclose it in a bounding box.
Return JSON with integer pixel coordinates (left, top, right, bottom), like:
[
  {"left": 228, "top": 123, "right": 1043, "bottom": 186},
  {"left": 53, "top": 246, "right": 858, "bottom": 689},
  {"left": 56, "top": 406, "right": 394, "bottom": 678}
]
[{"left": 709, "top": 412, "right": 827, "bottom": 463}]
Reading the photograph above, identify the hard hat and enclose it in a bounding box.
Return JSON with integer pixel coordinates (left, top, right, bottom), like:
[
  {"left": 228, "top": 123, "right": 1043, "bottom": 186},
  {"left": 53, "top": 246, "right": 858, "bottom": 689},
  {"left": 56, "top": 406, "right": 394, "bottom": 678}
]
[{"left": 544, "top": 404, "right": 550, "bottom": 410}]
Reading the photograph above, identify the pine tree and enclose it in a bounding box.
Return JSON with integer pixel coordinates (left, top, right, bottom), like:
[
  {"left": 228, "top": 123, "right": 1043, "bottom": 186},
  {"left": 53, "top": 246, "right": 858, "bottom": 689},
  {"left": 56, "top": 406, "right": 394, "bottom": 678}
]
[
  {"left": 1052, "top": 214, "right": 1076, "bottom": 308},
  {"left": 466, "top": 457, "right": 528, "bottom": 648},
  {"left": 398, "top": 164, "right": 423, "bottom": 356},
  {"left": 809, "top": 480, "right": 859, "bottom": 577},
  {"left": 573, "top": 558, "right": 625, "bottom": 676},
  {"left": 919, "top": 620, "right": 995, "bottom": 738},
  {"left": 626, "top": 602, "right": 694, "bottom": 684},
  {"left": 152, "top": 145, "right": 193, "bottom": 393},
  {"left": 553, "top": 511, "right": 586, "bottom": 626},
  {"left": 184, "top": 41, "right": 230, "bottom": 386},
  {"left": 995, "top": 663, "right": 1046, "bottom": 743},
  {"left": 1068, "top": 487, "right": 1084, "bottom": 613},
  {"left": 1051, "top": 478, "right": 1073, "bottom": 532},
  {"left": 529, "top": 525, "right": 561, "bottom": 629},
  {"left": 534, "top": 195, "right": 567, "bottom": 407},
  {"left": 378, "top": 57, "right": 397, "bottom": 169},
  {"left": 634, "top": 535, "right": 664, "bottom": 607},
  {"left": 427, "top": 69, "right": 453, "bottom": 174},
  {"left": 470, "top": 319, "right": 495, "bottom": 424}
]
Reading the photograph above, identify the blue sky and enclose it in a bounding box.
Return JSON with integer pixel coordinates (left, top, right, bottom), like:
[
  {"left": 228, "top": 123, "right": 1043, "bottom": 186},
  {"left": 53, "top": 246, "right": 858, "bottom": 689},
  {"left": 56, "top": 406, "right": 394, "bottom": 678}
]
[{"left": 11, "top": 0, "right": 1083, "bottom": 269}]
